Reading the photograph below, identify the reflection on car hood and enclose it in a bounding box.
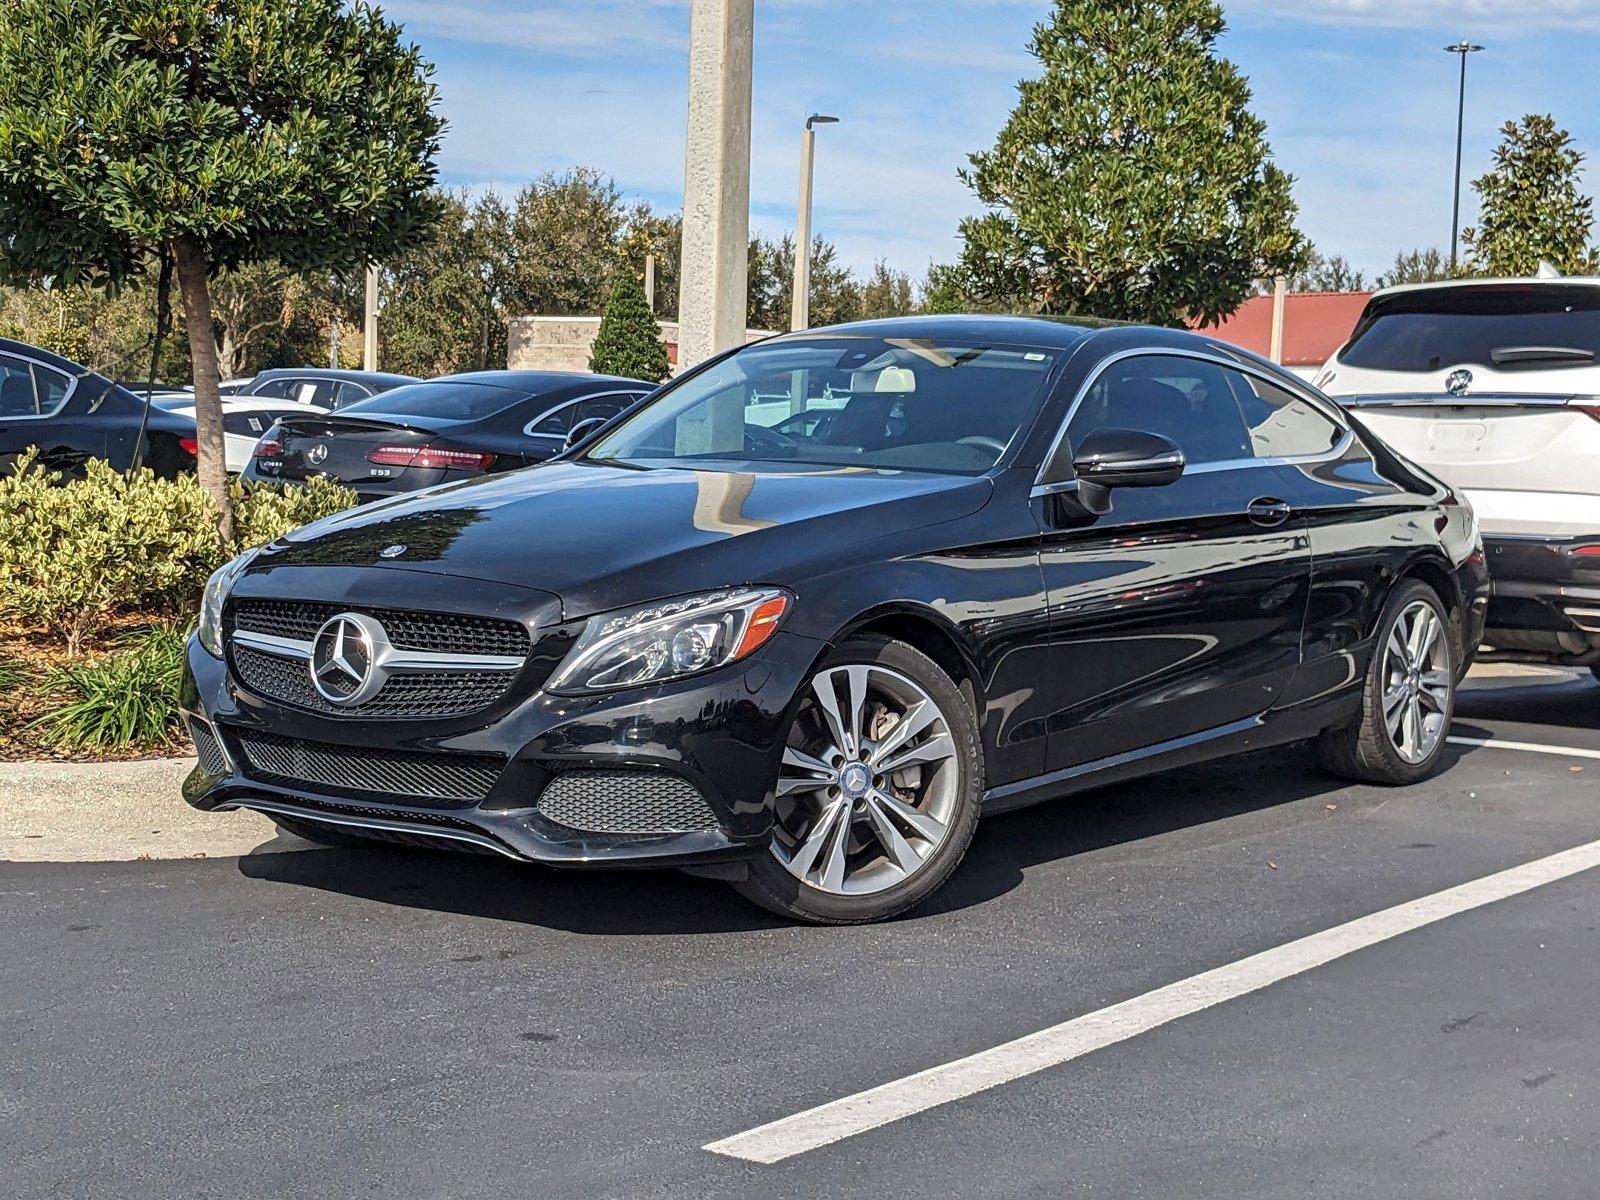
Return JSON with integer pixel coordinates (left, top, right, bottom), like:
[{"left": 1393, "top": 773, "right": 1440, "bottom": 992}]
[{"left": 257, "top": 460, "right": 993, "bottom": 618}]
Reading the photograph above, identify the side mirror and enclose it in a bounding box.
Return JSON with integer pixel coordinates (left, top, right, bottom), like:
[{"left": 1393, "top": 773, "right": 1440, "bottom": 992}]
[
  {"left": 564, "top": 416, "right": 609, "bottom": 452},
  {"left": 1038, "top": 427, "right": 1185, "bottom": 517}
]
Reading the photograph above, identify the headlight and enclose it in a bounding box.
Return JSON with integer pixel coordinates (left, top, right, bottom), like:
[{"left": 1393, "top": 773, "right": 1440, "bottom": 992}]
[
  {"left": 548, "top": 588, "right": 792, "bottom": 694},
  {"left": 197, "top": 551, "right": 256, "bottom": 658}
]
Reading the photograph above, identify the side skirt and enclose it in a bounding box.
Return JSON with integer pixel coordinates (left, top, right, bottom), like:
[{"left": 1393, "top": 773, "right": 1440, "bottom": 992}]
[{"left": 982, "top": 696, "right": 1354, "bottom": 816}]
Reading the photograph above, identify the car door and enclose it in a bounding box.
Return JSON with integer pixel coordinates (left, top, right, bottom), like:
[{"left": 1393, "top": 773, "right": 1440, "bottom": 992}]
[{"left": 1035, "top": 350, "right": 1314, "bottom": 771}]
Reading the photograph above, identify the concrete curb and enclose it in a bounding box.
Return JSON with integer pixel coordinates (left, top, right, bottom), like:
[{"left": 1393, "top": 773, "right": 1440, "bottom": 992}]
[{"left": 0, "top": 756, "right": 296, "bottom": 863}]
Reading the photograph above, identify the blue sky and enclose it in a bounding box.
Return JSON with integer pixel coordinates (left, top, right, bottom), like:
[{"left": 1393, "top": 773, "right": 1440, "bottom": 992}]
[{"left": 382, "top": 0, "right": 1600, "bottom": 283}]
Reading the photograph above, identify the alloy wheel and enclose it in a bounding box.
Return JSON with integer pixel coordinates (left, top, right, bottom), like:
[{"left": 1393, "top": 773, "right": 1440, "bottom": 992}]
[
  {"left": 771, "top": 664, "right": 960, "bottom": 896},
  {"left": 1381, "top": 599, "right": 1452, "bottom": 765}
]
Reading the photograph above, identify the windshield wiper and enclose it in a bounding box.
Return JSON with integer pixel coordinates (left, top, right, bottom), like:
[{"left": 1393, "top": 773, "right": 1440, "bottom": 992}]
[{"left": 1489, "top": 345, "right": 1596, "bottom": 366}]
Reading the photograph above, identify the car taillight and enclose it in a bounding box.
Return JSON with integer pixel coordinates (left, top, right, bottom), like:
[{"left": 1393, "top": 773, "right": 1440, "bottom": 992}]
[
  {"left": 252, "top": 435, "right": 282, "bottom": 459},
  {"left": 178, "top": 438, "right": 198, "bottom": 457},
  {"left": 366, "top": 445, "right": 497, "bottom": 472},
  {"left": 1572, "top": 545, "right": 1600, "bottom": 558},
  {"left": 1576, "top": 404, "right": 1600, "bottom": 424}
]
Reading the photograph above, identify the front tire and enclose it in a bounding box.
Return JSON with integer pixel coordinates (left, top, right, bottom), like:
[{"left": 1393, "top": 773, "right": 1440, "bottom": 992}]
[
  {"left": 733, "top": 636, "right": 983, "bottom": 925},
  {"left": 1317, "top": 580, "right": 1456, "bottom": 785}
]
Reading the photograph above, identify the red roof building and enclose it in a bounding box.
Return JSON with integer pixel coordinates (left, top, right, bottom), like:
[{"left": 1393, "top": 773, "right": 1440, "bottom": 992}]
[{"left": 1189, "top": 291, "right": 1372, "bottom": 373}]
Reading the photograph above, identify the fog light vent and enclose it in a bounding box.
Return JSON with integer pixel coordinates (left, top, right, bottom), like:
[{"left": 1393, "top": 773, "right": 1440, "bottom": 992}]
[
  {"left": 188, "top": 719, "right": 229, "bottom": 778},
  {"left": 536, "top": 772, "right": 719, "bottom": 835}
]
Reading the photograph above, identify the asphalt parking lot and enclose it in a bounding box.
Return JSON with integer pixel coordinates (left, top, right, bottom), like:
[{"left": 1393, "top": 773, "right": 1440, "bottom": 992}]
[{"left": 4, "top": 667, "right": 1599, "bottom": 1199}]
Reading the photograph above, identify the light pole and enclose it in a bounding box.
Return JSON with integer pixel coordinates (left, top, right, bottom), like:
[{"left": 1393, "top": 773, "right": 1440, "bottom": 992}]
[
  {"left": 791, "top": 113, "right": 839, "bottom": 332},
  {"left": 1445, "top": 40, "right": 1484, "bottom": 270},
  {"left": 362, "top": 264, "right": 379, "bottom": 371}
]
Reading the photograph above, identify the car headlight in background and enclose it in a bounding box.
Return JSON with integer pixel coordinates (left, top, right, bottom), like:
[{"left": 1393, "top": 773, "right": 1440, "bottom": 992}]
[
  {"left": 549, "top": 588, "right": 792, "bottom": 694},
  {"left": 197, "top": 550, "right": 257, "bottom": 658}
]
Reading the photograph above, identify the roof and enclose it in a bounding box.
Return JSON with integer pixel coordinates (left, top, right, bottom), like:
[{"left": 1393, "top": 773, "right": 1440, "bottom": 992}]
[
  {"left": 1371, "top": 274, "right": 1600, "bottom": 300},
  {"left": 775, "top": 313, "right": 1110, "bottom": 350},
  {"left": 1190, "top": 292, "right": 1372, "bottom": 367},
  {"left": 254, "top": 367, "right": 419, "bottom": 386},
  {"left": 435, "top": 370, "right": 653, "bottom": 390}
]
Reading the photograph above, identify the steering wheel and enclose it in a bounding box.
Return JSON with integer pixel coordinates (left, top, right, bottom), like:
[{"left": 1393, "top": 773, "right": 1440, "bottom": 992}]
[
  {"left": 746, "top": 424, "right": 800, "bottom": 451},
  {"left": 956, "top": 435, "right": 1007, "bottom": 458}
]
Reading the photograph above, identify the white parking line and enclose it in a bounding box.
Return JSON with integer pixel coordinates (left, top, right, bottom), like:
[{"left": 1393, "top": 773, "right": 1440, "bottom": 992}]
[
  {"left": 1448, "top": 736, "right": 1600, "bottom": 761},
  {"left": 706, "top": 835, "right": 1600, "bottom": 1164}
]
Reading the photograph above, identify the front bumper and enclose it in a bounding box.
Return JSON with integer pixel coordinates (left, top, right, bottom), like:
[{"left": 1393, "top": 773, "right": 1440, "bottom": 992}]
[
  {"left": 182, "top": 628, "right": 826, "bottom": 868},
  {"left": 1480, "top": 535, "right": 1600, "bottom": 664}
]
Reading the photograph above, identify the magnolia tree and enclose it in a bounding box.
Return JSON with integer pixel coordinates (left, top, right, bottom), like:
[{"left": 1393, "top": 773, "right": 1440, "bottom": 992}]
[
  {"left": 0, "top": 0, "right": 442, "bottom": 539},
  {"left": 1465, "top": 115, "right": 1598, "bottom": 277},
  {"left": 957, "top": 0, "right": 1307, "bottom": 325}
]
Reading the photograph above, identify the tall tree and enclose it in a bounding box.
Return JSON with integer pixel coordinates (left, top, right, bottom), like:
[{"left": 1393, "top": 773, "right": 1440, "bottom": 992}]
[
  {"left": 0, "top": 0, "right": 442, "bottom": 539},
  {"left": 857, "top": 261, "right": 917, "bottom": 319},
  {"left": 505, "top": 169, "right": 631, "bottom": 319},
  {"left": 748, "top": 234, "right": 862, "bottom": 331},
  {"left": 589, "top": 269, "right": 670, "bottom": 383},
  {"left": 1290, "top": 252, "right": 1367, "bottom": 293},
  {"left": 1376, "top": 247, "right": 1453, "bottom": 288},
  {"left": 1464, "top": 115, "right": 1598, "bottom": 276},
  {"left": 958, "top": 0, "right": 1307, "bottom": 325}
]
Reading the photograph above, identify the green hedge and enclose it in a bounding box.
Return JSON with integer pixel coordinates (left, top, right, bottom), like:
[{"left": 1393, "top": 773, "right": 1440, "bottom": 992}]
[{"left": 0, "top": 451, "right": 356, "bottom": 653}]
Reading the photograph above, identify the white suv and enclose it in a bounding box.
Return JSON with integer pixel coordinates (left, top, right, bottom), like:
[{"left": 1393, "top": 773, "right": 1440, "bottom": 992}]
[{"left": 1318, "top": 277, "right": 1600, "bottom": 681}]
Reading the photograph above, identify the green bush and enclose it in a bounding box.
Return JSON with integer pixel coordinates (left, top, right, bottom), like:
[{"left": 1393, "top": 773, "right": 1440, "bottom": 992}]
[
  {"left": 36, "top": 624, "right": 188, "bottom": 751},
  {"left": 0, "top": 451, "right": 356, "bottom": 652}
]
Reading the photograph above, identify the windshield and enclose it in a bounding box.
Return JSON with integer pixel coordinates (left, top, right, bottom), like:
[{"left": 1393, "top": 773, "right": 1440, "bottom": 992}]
[
  {"left": 339, "top": 381, "right": 526, "bottom": 422},
  {"left": 1342, "top": 285, "right": 1600, "bottom": 372},
  {"left": 585, "top": 336, "right": 1061, "bottom": 475}
]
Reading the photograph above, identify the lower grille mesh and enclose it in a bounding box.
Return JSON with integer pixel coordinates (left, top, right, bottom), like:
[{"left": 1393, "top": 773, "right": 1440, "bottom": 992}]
[
  {"left": 234, "top": 730, "right": 504, "bottom": 805},
  {"left": 536, "top": 772, "right": 720, "bottom": 835},
  {"left": 188, "top": 719, "right": 228, "bottom": 777}
]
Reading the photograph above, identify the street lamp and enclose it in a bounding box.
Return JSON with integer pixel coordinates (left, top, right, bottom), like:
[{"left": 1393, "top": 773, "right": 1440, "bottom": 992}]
[
  {"left": 1444, "top": 40, "right": 1484, "bottom": 270},
  {"left": 791, "top": 113, "right": 839, "bottom": 332}
]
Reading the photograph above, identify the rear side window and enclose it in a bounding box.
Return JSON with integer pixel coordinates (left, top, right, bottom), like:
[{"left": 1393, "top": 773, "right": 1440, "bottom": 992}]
[
  {"left": 528, "top": 401, "right": 575, "bottom": 436},
  {"left": 575, "top": 393, "right": 641, "bottom": 425},
  {"left": 1070, "top": 354, "right": 1254, "bottom": 466},
  {"left": 1226, "top": 372, "right": 1344, "bottom": 459},
  {"left": 1341, "top": 285, "right": 1600, "bottom": 372},
  {"left": 0, "top": 353, "right": 72, "bottom": 418}
]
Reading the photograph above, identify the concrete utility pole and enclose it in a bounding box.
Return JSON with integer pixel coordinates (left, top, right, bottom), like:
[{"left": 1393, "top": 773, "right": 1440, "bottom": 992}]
[
  {"left": 676, "top": 0, "right": 754, "bottom": 369},
  {"left": 362, "top": 265, "right": 379, "bottom": 372},
  {"left": 1269, "top": 276, "right": 1288, "bottom": 364},
  {"left": 644, "top": 253, "right": 658, "bottom": 313},
  {"left": 790, "top": 114, "right": 839, "bottom": 332}
]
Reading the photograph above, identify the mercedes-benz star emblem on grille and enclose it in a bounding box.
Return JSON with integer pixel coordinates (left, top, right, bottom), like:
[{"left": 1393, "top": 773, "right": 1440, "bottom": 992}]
[
  {"left": 306, "top": 443, "right": 329, "bottom": 465},
  {"left": 310, "top": 613, "right": 389, "bottom": 706},
  {"left": 380, "top": 544, "right": 408, "bottom": 559},
  {"left": 1445, "top": 368, "right": 1473, "bottom": 396}
]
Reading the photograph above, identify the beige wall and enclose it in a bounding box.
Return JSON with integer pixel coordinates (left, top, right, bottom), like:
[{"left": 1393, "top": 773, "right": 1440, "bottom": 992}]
[{"left": 506, "top": 316, "right": 769, "bottom": 375}]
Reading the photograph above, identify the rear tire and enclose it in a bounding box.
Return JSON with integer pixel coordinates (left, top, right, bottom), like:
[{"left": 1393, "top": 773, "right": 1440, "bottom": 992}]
[
  {"left": 1317, "top": 579, "right": 1456, "bottom": 786},
  {"left": 268, "top": 813, "right": 382, "bottom": 849},
  {"left": 732, "top": 635, "right": 982, "bottom": 925}
]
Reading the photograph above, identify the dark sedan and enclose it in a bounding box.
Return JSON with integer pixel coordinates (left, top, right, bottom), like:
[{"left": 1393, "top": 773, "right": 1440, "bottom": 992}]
[
  {"left": 223, "top": 367, "right": 419, "bottom": 408},
  {"left": 242, "top": 371, "right": 655, "bottom": 502},
  {"left": 0, "top": 338, "right": 196, "bottom": 477},
  {"left": 184, "top": 317, "right": 1488, "bottom": 924}
]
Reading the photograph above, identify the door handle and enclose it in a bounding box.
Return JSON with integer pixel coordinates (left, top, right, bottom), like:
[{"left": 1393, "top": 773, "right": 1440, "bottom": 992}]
[{"left": 1247, "top": 497, "right": 1294, "bottom": 528}]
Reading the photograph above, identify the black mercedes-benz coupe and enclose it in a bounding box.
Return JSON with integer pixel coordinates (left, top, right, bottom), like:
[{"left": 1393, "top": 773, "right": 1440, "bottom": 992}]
[
  {"left": 242, "top": 371, "right": 655, "bottom": 502},
  {"left": 183, "top": 317, "right": 1489, "bottom": 924},
  {"left": 0, "top": 337, "right": 197, "bottom": 477}
]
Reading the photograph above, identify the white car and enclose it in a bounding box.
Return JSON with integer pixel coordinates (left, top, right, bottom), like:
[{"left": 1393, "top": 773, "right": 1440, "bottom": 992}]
[
  {"left": 154, "top": 396, "right": 321, "bottom": 474},
  {"left": 1317, "top": 276, "right": 1600, "bottom": 681}
]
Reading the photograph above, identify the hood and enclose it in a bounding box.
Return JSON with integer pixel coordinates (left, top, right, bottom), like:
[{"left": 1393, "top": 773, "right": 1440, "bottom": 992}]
[{"left": 260, "top": 459, "right": 993, "bottom": 619}]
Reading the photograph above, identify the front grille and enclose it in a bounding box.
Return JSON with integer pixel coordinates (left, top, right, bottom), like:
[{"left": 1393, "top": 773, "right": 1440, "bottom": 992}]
[
  {"left": 536, "top": 771, "right": 720, "bottom": 835},
  {"left": 234, "top": 730, "right": 504, "bottom": 805},
  {"left": 233, "top": 644, "right": 514, "bottom": 719},
  {"left": 226, "top": 600, "right": 530, "bottom": 719},
  {"left": 188, "top": 719, "right": 229, "bottom": 777},
  {"left": 232, "top": 599, "right": 530, "bottom": 657}
]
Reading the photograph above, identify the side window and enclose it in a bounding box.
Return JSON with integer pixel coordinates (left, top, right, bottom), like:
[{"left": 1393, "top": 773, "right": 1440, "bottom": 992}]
[
  {"left": 1069, "top": 354, "right": 1254, "bottom": 466},
  {"left": 574, "top": 394, "right": 637, "bottom": 426},
  {"left": 251, "top": 378, "right": 293, "bottom": 399},
  {"left": 0, "top": 354, "right": 71, "bottom": 418},
  {"left": 1226, "top": 372, "right": 1345, "bottom": 459},
  {"left": 329, "top": 382, "right": 370, "bottom": 410},
  {"left": 529, "top": 400, "right": 577, "bottom": 436}
]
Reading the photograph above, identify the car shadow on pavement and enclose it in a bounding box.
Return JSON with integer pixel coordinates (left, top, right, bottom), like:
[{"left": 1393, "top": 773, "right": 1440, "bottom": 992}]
[
  {"left": 1456, "top": 672, "right": 1600, "bottom": 738},
  {"left": 237, "top": 742, "right": 1419, "bottom": 935}
]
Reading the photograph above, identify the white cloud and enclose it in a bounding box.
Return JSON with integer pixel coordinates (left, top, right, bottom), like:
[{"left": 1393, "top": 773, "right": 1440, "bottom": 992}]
[{"left": 1229, "top": 0, "right": 1600, "bottom": 33}]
